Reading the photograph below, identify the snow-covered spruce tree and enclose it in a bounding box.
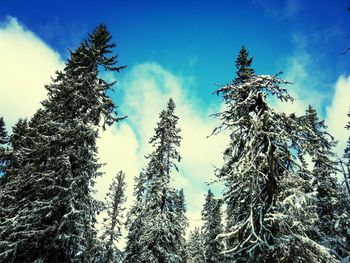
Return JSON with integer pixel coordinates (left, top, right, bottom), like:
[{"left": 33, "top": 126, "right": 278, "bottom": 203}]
[
  {"left": 99, "top": 171, "right": 127, "bottom": 263},
  {"left": 343, "top": 109, "right": 350, "bottom": 195},
  {"left": 185, "top": 227, "right": 206, "bottom": 263},
  {"left": 0, "top": 117, "right": 9, "bottom": 227},
  {"left": 0, "top": 110, "right": 73, "bottom": 262},
  {"left": 222, "top": 47, "right": 254, "bottom": 259},
  {"left": 0, "top": 117, "right": 9, "bottom": 175},
  {"left": 136, "top": 98, "right": 185, "bottom": 263},
  {"left": 175, "top": 188, "right": 188, "bottom": 261},
  {"left": 201, "top": 189, "right": 224, "bottom": 263},
  {"left": 213, "top": 47, "right": 338, "bottom": 262},
  {"left": 301, "top": 106, "right": 350, "bottom": 261},
  {"left": 123, "top": 172, "right": 147, "bottom": 263},
  {"left": 0, "top": 25, "right": 125, "bottom": 263}
]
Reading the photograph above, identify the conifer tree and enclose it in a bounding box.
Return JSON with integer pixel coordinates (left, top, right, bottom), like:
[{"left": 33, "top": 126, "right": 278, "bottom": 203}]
[
  {"left": 185, "top": 227, "right": 206, "bottom": 263},
  {"left": 343, "top": 109, "right": 350, "bottom": 195},
  {"left": 0, "top": 117, "right": 8, "bottom": 175},
  {"left": 140, "top": 98, "right": 185, "bottom": 263},
  {"left": 123, "top": 172, "right": 147, "bottom": 263},
  {"left": 214, "top": 47, "right": 337, "bottom": 262},
  {"left": 0, "top": 117, "right": 9, "bottom": 226},
  {"left": 201, "top": 190, "right": 224, "bottom": 263},
  {"left": 125, "top": 98, "right": 186, "bottom": 263},
  {"left": 303, "top": 106, "right": 350, "bottom": 260},
  {"left": 175, "top": 189, "right": 188, "bottom": 261},
  {"left": 0, "top": 25, "right": 124, "bottom": 263},
  {"left": 100, "top": 171, "right": 127, "bottom": 263}
]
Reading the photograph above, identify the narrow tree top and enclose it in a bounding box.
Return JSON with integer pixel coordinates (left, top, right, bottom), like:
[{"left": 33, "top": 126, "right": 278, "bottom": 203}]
[{"left": 235, "top": 46, "right": 255, "bottom": 81}]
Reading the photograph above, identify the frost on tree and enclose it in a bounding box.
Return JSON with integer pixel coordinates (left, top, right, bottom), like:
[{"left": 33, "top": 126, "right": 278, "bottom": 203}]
[
  {"left": 124, "top": 98, "right": 187, "bottom": 263},
  {"left": 185, "top": 227, "right": 206, "bottom": 263},
  {"left": 301, "top": 106, "right": 350, "bottom": 261},
  {"left": 0, "top": 25, "right": 125, "bottom": 263},
  {"left": 123, "top": 172, "right": 147, "bottom": 263},
  {"left": 343, "top": 108, "right": 350, "bottom": 194},
  {"left": 0, "top": 117, "right": 9, "bottom": 176},
  {"left": 213, "top": 47, "right": 338, "bottom": 262},
  {"left": 201, "top": 189, "right": 224, "bottom": 263},
  {"left": 98, "top": 171, "right": 127, "bottom": 263}
]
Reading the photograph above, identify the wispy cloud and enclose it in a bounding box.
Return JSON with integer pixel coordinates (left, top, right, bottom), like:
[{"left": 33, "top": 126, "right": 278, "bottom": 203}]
[
  {"left": 271, "top": 32, "right": 350, "bottom": 158},
  {"left": 270, "top": 32, "right": 328, "bottom": 116},
  {"left": 252, "top": 0, "right": 303, "bottom": 19}
]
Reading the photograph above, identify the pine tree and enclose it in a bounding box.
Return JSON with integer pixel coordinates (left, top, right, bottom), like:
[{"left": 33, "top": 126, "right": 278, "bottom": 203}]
[
  {"left": 100, "top": 171, "right": 127, "bottom": 263},
  {"left": 140, "top": 98, "right": 184, "bottom": 263},
  {"left": 125, "top": 98, "right": 186, "bottom": 263},
  {"left": 0, "top": 117, "right": 9, "bottom": 239},
  {"left": 343, "top": 109, "right": 350, "bottom": 195},
  {"left": 185, "top": 227, "right": 206, "bottom": 263},
  {"left": 303, "top": 106, "right": 350, "bottom": 260},
  {"left": 0, "top": 25, "right": 125, "bottom": 263},
  {"left": 123, "top": 172, "right": 147, "bottom": 263},
  {"left": 213, "top": 47, "right": 338, "bottom": 262},
  {"left": 0, "top": 117, "right": 7, "bottom": 145},
  {"left": 0, "top": 117, "right": 8, "bottom": 175},
  {"left": 201, "top": 190, "right": 224, "bottom": 263},
  {"left": 175, "top": 189, "right": 188, "bottom": 261}
]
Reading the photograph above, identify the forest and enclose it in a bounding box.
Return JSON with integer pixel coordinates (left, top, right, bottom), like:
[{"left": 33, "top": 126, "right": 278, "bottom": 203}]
[{"left": 0, "top": 22, "right": 350, "bottom": 263}]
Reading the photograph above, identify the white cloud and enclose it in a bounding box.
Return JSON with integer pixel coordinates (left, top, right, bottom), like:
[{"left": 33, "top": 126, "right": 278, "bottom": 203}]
[
  {"left": 326, "top": 75, "right": 350, "bottom": 156},
  {"left": 95, "top": 123, "right": 140, "bottom": 204},
  {"left": 0, "top": 17, "right": 63, "bottom": 129}
]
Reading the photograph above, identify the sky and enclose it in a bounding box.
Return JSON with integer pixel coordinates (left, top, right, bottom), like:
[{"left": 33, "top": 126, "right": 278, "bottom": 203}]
[{"left": 1, "top": 0, "right": 350, "bottom": 244}]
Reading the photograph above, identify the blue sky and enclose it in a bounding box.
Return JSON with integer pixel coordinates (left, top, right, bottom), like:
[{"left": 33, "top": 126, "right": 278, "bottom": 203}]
[
  {"left": 2, "top": 0, "right": 350, "bottom": 107},
  {"left": 1, "top": 0, "right": 350, "bottom": 237}
]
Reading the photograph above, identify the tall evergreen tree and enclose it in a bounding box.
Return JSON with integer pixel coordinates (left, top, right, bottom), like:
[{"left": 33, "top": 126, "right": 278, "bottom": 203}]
[
  {"left": 123, "top": 172, "right": 147, "bottom": 263},
  {"left": 100, "top": 171, "right": 127, "bottom": 263},
  {"left": 303, "top": 105, "right": 350, "bottom": 261},
  {"left": 213, "top": 47, "right": 337, "bottom": 262},
  {"left": 185, "top": 227, "right": 206, "bottom": 263},
  {"left": 343, "top": 109, "right": 350, "bottom": 195},
  {"left": 0, "top": 117, "right": 8, "bottom": 175},
  {"left": 140, "top": 98, "right": 185, "bottom": 263},
  {"left": 0, "top": 25, "right": 125, "bottom": 263},
  {"left": 201, "top": 189, "right": 224, "bottom": 263},
  {"left": 0, "top": 117, "right": 9, "bottom": 230},
  {"left": 175, "top": 189, "right": 188, "bottom": 261},
  {"left": 124, "top": 98, "right": 186, "bottom": 263}
]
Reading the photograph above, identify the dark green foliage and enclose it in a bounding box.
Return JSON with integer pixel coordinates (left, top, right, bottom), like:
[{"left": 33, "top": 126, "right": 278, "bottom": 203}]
[
  {"left": 344, "top": 110, "right": 350, "bottom": 195},
  {"left": 186, "top": 227, "right": 205, "bottom": 263},
  {"left": 124, "top": 98, "right": 187, "bottom": 263},
  {"left": 214, "top": 47, "right": 338, "bottom": 262},
  {"left": 234, "top": 46, "right": 255, "bottom": 82},
  {"left": 0, "top": 117, "right": 8, "bottom": 175},
  {"left": 0, "top": 24, "right": 124, "bottom": 263},
  {"left": 0, "top": 117, "right": 8, "bottom": 145},
  {"left": 123, "top": 172, "right": 146, "bottom": 263},
  {"left": 201, "top": 190, "right": 224, "bottom": 263},
  {"left": 301, "top": 106, "right": 350, "bottom": 261},
  {"left": 100, "top": 171, "right": 127, "bottom": 263}
]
